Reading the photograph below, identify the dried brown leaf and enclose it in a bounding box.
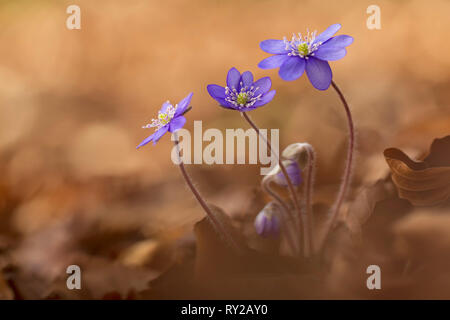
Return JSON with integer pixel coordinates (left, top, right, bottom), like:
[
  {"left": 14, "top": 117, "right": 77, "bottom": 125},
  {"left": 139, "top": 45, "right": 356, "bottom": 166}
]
[{"left": 384, "top": 135, "right": 450, "bottom": 206}]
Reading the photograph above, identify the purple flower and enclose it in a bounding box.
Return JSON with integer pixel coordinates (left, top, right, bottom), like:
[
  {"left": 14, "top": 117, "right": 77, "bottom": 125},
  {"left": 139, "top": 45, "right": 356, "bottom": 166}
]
[
  {"left": 137, "top": 92, "right": 193, "bottom": 148},
  {"left": 274, "top": 161, "right": 302, "bottom": 187},
  {"left": 258, "top": 24, "right": 354, "bottom": 90},
  {"left": 207, "top": 67, "right": 276, "bottom": 112},
  {"left": 254, "top": 202, "right": 281, "bottom": 238}
]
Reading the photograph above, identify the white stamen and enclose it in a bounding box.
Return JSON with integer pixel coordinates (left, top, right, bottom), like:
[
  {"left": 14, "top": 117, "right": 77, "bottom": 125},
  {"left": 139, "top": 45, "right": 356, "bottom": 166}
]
[
  {"left": 225, "top": 84, "right": 262, "bottom": 109},
  {"left": 142, "top": 103, "right": 178, "bottom": 131},
  {"left": 283, "top": 29, "right": 322, "bottom": 58}
]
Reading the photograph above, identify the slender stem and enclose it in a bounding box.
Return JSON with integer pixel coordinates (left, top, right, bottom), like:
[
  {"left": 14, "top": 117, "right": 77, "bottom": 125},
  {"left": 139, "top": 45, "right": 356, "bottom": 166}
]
[
  {"left": 317, "top": 81, "right": 355, "bottom": 253},
  {"left": 173, "top": 133, "right": 241, "bottom": 254},
  {"left": 303, "top": 145, "right": 316, "bottom": 254},
  {"left": 242, "top": 112, "right": 305, "bottom": 256},
  {"left": 262, "top": 178, "right": 299, "bottom": 255}
]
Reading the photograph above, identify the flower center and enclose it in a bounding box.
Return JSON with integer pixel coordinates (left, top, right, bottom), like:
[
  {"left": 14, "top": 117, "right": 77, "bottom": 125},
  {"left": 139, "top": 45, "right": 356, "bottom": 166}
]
[
  {"left": 297, "top": 43, "right": 309, "bottom": 56},
  {"left": 225, "top": 81, "right": 263, "bottom": 109},
  {"left": 142, "top": 102, "right": 177, "bottom": 131},
  {"left": 158, "top": 113, "right": 170, "bottom": 125},
  {"left": 236, "top": 92, "right": 249, "bottom": 105},
  {"left": 284, "top": 29, "right": 322, "bottom": 59}
]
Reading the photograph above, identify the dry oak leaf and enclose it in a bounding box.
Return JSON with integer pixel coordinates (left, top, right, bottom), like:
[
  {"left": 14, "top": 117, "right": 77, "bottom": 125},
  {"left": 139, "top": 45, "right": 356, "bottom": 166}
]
[{"left": 384, "top": 135, "right": 450, "bottom": 206}]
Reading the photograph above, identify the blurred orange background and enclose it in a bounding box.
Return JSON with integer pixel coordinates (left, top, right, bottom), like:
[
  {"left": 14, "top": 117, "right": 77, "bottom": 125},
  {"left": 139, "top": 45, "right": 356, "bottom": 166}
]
[{"left": 0, "top": 0, "right": 449, "bottom": 298}]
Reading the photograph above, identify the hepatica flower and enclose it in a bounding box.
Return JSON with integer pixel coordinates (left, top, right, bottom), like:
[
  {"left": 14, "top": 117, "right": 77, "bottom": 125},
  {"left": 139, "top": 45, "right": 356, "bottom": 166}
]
[
  {"left": 258, "top": 24, "right": 353, "bottom": 90},
  {"left": 274, "top": 161, "right": 302, "bottom": 187},
  {"left": 207, "top": 67, "right": 276, "bottom": 111},
  {"left": 137, "top": 92, "right": 193, "bottom": 148},
  {"left": 254, "top": 202, "right": 281, "bottom": 238}
]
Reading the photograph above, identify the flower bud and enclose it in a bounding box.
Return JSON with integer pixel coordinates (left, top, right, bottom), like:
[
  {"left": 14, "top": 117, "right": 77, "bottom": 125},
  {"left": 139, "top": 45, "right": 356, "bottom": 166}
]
[
  {"left": 254, "top": 202, "right": 281, "bottom": 237},
  {"left": 282, "top": 143, "right": 311, "bottom": 169},
  {"left": 273, "top": 160, "right": 302, "bottom": 187}
]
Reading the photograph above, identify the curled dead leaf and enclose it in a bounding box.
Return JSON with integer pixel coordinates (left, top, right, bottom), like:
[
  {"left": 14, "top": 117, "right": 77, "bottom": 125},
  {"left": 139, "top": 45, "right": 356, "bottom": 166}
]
[{"left": 384, "top": 135, "right": 450, "bottom": 206}]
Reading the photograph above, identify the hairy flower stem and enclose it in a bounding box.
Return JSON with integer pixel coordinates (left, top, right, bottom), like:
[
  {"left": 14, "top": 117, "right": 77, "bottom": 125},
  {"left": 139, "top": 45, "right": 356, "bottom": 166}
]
[
  {"left": 317, "top": 81, "right": 355, "bottom": 253},
  {"left": 302, "top": 145, "right": 316, "bottom": 256},
  {"left": 242, "top": 112, "right": 305, "bottom": 256},
  {"left": 173, "top": 133, "right": 241, "bottom": 254},
  {"left": 262, "top": 178, "right": 300, "bottom": 255}
]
